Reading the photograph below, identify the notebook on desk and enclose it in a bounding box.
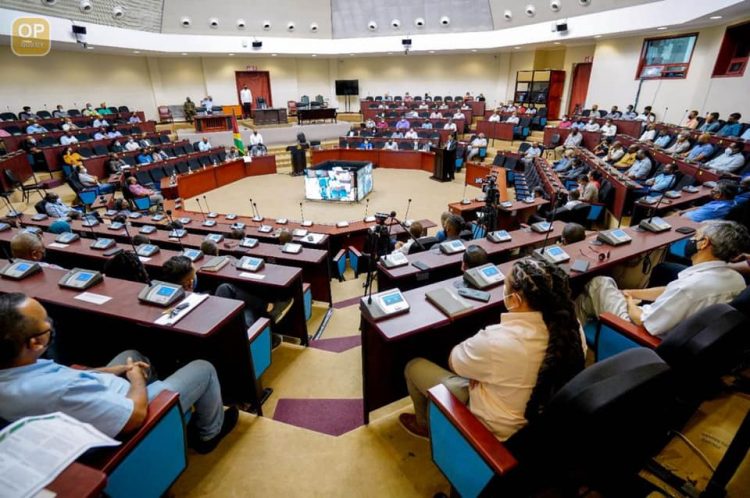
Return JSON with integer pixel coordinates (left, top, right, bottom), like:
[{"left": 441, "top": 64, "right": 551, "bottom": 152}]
[{"left": 425, "top": 288, "right": 473, "bottom": 318}]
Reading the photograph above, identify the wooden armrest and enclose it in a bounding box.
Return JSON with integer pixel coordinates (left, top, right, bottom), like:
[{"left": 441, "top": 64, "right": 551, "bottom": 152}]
[
  {"left": 247, "top": 317, "right": 271, "bottom": 343},
  {"left": 599, "top": 312, "right": 661, "bottom": 349},
  {"left": 428, "top": 384, "right": 518, "bottom": 476},
  {"left": 86, "top": 391, "right": 181, "bottom": 474},
  {"left": 348, "top": 246, "right": 362, "bottom": 257},
  {"left": 332, "top": 248, "right": 346, "bottom": 261}
]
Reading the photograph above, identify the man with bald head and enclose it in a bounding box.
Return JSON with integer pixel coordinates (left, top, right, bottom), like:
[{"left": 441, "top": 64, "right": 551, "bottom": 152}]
[{"left": 10, "top": 231, "right": 62, "bottom": 269}]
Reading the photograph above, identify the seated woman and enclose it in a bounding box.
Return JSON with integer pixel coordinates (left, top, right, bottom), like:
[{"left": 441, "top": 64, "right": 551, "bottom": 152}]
[{"left": 401, "top": 258, "right": 586, "bottom": 440}]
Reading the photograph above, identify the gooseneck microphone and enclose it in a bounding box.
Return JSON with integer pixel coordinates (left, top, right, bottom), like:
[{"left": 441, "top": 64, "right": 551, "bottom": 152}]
[
  {"left": 165, "top": 209, "right": 187, "bottom": 250},
  {"left": 122, "top": 221, "right": 153, "bottom": 285},
  {"left": 539, "top": 189, "right": 561, "bottom": 254}
]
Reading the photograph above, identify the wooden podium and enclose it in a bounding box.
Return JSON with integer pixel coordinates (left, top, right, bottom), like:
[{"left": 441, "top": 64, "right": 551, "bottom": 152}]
[{"left": 431, "top": 146, "right": 456, "bottom": 182}]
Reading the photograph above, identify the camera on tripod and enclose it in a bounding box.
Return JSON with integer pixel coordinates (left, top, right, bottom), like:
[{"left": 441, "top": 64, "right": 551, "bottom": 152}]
[
  {"left": 373, "top": 212, "right": 390, "bottom": 225},
  {"left": 481, "top": 175, "right": 500, "bottom": 206}
]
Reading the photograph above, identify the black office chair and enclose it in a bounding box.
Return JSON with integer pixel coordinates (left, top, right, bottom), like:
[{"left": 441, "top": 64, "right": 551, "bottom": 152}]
[{"left": 4, "top": 169, "right": 46, "bottom": 203}]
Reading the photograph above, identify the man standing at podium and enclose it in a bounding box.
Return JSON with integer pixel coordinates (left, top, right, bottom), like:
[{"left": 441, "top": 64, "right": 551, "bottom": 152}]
[
  {"left": 240, "top": 85, "right": 253, "bottom": 119},
  {"left": 444, "top": 135, "right": 457, "bottom": 181}
]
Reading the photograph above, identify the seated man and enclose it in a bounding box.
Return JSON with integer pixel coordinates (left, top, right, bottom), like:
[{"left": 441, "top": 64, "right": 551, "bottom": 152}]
[
  {"left": 592, "top": 138, "right": 609, "bottom": 157},
  {"left": 62, "top": 147, "right": 83, "bottom": 167},
  {"left": 578, "top": 175, "right": 598, "bottom": 202},
  {"left": 698, "top": 112, "right": 721, "bottom": 133},
  {"left": 138, "top": 136, "right": 153, "bottom": 148},
  {"left": 92, "top": 117, "right": 109, "bottom": 128},
  {"left": 583, "top": 118, "right": 600, "bottom": 133},
  {"left": 404, "top": 129, "right": 418, "bottom": 140},
  {"left": 561, "top": 223, "right": 587, "bottom": 245},
  {"left": 248, "top": 129, "right": 264, "bottom": 153},
  {"left": 453, "top": 110, "right": 466, "bottom": 122},
  {"left": 358, "top": 139, "right": 373, "bottom": 150},
  {"left": 82, "top": 103, "right": 100, "bottom": 118},
  {"left": 716, "top": 113, "right": 742, "bottom": 137},
  {"left": 562, "top": 158, "right": 588, "bottom": 182},
  {"left": 93, "top": 127, "right": 107, "bottom": 140},
  {"left": 391, "top": 130, "right": 404, "bottom": 139},
  {"left": 563, "top": 189, "right": 583, "bottom": 210},
  {"left": 741, "top": 127, "right": 750, "bottom": 141},
  {"left": 682, "top": 134, "right": 715, "bottom": 162},
  {"left": 705, "top": 142, "right": 746, "bottom": 174},
  {"left": 683, "top": 181, "right": 738, "bottom": 222},
  {"left": 606, "top": 141, "right": 626, "bottom": 163},
  {"left": 622, "top": 105, "right": 637, "bottom": 120},
  {"left": 461, "top": 245, "right": 489, "bottom": 270},
  {"left": 638, "top": 124, "right": 657, "bottom": 142},
  {"left": 553, "top": 149, "right": 576, "bottom": 173},
  {"left": 25, "top": 120, "right": 48, "bottom": 134},
  {"left": 127, "top": 176, "right": 163, "bottom": 205},
  {"left": 43, "top": 192, "right": 81, "bottom": 219},
  {"left": 10, "top": 232, "right": 62, "bottom": 269},
  {"left": 653, "top": 130, "right": 672, "bottom": 149},
  {"left": 59, "top": 131, "right": 78, "bottom": 146},
  {"left": 466, "top": 133, "right": 488, "bottom": 161},
  {"left": 401, "top": 258, "right": 585, "bottom": 439},
  {"left": 393, "top": 222, "right": 424, "bottom": 254},
  {"left": 405, "top": 109, "right": 419, "bottom": 119},
  {"left": 681, "top": 110, "right": 700, "bottom": 130},
  {"left": 225, "top": 146, "right": 241, "bottom": 160},
  {"left": 107, "top": 153, "right": 128, "bottom": 174},
  {"left": 443, "top": 215, "right": 465, "bottom": 241},
  {"left": 107, "top": 127, "right": 123, "bottom": 139},
  {"left": 383, "top": 138, "right": 398, "bottom": 151},
  {"left": 642, "top": 163, "right": 677, "bottom": 193},
  {"left": 124, "top": 137, "right": 140, "bottom": 152},
  {"left": 137, "top": 149, "right": 153, "bottom": 165},
  {"left": 505, "top": 112, "right": 520, "bottom": 125},
  {"left": 521, "top": 141, "right": 542, "bottom": 167},
  {"left": 605, "top": 106, "right": 621, "bottom": 119},
  {"left": 19, "top": 106, "right": 40, "bottom": 120},
  {"left": 198, "top": 137, "right": 212, "bottom": 152},
  {"left": 128, "top": 115, "right": 142, "bottom": 124},
  {"left": 443, "top": 119, "right": 457, "bottom": 132},
  {"left": 429, "top": 111, "right": 443, "bottom": 119},
  {"left": 0, "top": 293, "right": 238, "bottom": 454},
  {"left": 97, "top": 103, "right": 113, "bottom": 115},
  {"left": 61, "top": 118, "right": 78, "bottom": 132},
  {"left": 600, "top": 119, "right": 617, "bottom": 138},
  {"left": 636, "top": 106, "right": 656, "bottom": 123},
  {"left": 364, "top": 118, "right": 376, "bottom": 129},
  {"left": 575, "top": 220, "right": 750, "bottom": 337},
  {"left": 151, "top": 147, "right": 168, "bottom": 162},
  {"left": 554, "top": 128, "right": 583, "bottom": 160},
  {"left": 664, "top": 133, "right": 692, "bottom": 155},
  {"left": 421, "top": 120, "right": 433, "bottom": 129},
  {"left": 558, "top": 116, "right": 573, "bottom": 129},
  {"left": 395, "top": 116, "right": 410, "bottom": 130},
  {"left": 487, "top": 111, "right": 501, "bottom": 123},
  {"left": 625, "top": 150, "right": 652, "bottom": 180}
]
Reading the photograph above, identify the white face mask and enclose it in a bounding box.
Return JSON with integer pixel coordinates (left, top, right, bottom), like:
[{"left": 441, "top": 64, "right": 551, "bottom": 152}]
[
  {"left": 726, "top": 147, "right": 734, "bottom": 155},
  {"left": 504, "top": 290, "right": 520, "bottom": 311}
]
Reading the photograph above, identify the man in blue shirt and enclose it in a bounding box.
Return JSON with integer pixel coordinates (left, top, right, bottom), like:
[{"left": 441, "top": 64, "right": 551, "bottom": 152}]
[
  {"left": 683, "top": 134, "right": 715, "bottom": 162},
  {"left": 0, "top": 293, "right": 238, "bottom": 454},
  {"left": 25, "top": 120, "right": 48, "bottom": 134},
  {"left": 683, "top": 182, "right": 737, "bottom": 222},
  {"left": 653, "top": 131, "right": 672, "bottom": 149},
  {"left": 421, "top": 120, "right": 433, "bottom": 129},
  {"left": 643, "top": 163, "right": 676, "bottom": 193},
  {"left": 699, "top": 112, "right": 722, "bottom": 133},
  {"left": 137, "top": 150, "right": 153, "bottom": 164},
  {"left": 626, "top": 150, "right": 652, "bottom": 180},
  {"left": 717, "top": 113, "right": 742, "bottom": 137},
  {"left": 43, "top": 192, "right": 81, "bottom": 219},
  {"left": 358, "top": 139, "right": 373, "bottom": 150},
  {"left": 395, "top": 116, "right": 410, "bottom": 130}
]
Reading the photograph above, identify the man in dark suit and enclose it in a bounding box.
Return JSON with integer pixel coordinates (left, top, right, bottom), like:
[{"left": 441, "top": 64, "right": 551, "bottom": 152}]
[{"left": 444, "top": 135, "right": 457, "bottom": 181}]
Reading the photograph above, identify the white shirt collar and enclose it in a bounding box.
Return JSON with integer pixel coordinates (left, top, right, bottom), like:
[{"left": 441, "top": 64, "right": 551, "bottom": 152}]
[{"left": 678, "top": 260, "right": 728, "bottom": 279}]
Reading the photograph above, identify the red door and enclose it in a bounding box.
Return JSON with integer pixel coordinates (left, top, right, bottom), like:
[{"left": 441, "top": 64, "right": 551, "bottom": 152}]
[
  {"left": 567, "top": 63, "right": 592, "bottom": 117},
  {"left": 235, "top": 71, "right": 272, "bottom": 111}
]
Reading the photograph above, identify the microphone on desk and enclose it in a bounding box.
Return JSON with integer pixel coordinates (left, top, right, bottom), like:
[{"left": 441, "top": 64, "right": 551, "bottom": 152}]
[
  {"left": 202, "top": 195, "right": 216, "bottom": 217},
  {"left": 83, "top": 214, "right": 99, "bottom": 241},
  {"left": 403, "top": 199, "right": 412, "bottom": 226},
  {"left": 196, "top": 198, "right": 208, "bottom": 222},
  {"left": 1, "top": 240, "right": 15, "bottom": 264},
  {"left": 679, "top": 109, "right": 689, "bottom": 127},
  {"left": 638, "top": 191, "right": 671, "bottom": 232},
  {"left": 539, "top": 189, "right": 562, "bottom": 254},
  {"left": 165, "top": 210, "right": 187, "bottom": 249},
  {"left": 122, "top": 221, "right": 153, "bottom": 285},
  {"left": 249, "top": 198, "right": 263, "bottom": 222},
  {"left": 363, "top": 198, "right": 374, "bottom": 222},
  {"left": 461, "top": 184, "right": 469, "bottom": 204},
  {"left": 663, "top": 106, "right": 669, "bottom": 125},
  {"left": 299, "top": 202, "right": 311, "bottom": 226}
]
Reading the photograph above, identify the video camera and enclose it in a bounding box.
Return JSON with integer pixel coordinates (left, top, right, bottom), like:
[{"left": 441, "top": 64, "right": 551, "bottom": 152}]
[{"left": 481, "top": 174, "right": 500, "bottom": 205}]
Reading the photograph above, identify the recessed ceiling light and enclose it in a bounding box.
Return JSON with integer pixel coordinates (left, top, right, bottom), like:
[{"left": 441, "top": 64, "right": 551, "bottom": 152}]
[
  {"left": 311, "top": 54, "right": 317, "bottom": 57},
  {"left": 594, "top": 35, "right": 602, "bottom": 38},
  {"left": 429, "top": 50, "right": 435, "bottom": 53},
  {"left": 133, "top": 50, "right": 140, "bottom": 54},
  {"left": 271, "top": 53, "right": 277, "bottom": 56},
  {"left": 553, "top": 41, "right": 561, "bottom": 45},
  {"left": 471, "top": 49, "right": 477, "bottom": 52},
  {"left": 387, "top": 52, "right": 393, "bottom": 55},
  {"left": 709, "top": 15, "right": 722, "bottom": 20},
  {"left": 181, "top": 52, "right": 188, "bottom": 55},
  {"left": 657, "top": 26, "right": 668, "bottom": 30},
  {"left": 86, "top": 45, "right": 95, "bottom": 49},
  {"left": 514, "top": 46, "right": 521, "bottom": 49},
  {"left": 228, "top": 53, "right": 235, "bottom": 56}
]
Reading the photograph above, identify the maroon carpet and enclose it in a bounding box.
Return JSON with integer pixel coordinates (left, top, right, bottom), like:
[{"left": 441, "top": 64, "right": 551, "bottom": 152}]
[
  {"left": 309, "top": 335, "right": 361, "bottom": 353},
  {"left": 273, "top": 398, "right": 364, "bottom": 436}
]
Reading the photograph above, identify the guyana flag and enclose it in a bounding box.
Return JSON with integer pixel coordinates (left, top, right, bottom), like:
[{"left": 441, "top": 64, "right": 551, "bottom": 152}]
[{"left": 231, "top": 112, "right": 245, "bottom": 155}]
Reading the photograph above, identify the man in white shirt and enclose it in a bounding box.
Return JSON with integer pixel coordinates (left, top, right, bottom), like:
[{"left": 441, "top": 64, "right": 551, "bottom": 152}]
[
  {"left": 128, "top": 115, "right": 141, "bottom": 124},
  {"left": 453, "top": 111, "right": 465, "bottom": 121},
  {"left": 198, "top": 137, "right": 212, "bottom": 152},
  {"left": 622, "top": 105, "right": 638, "bottom": 120},
  {"left": 248, "top": 129, "right": 263, "bottom": 147},
  {"left": 583, "top": 118, "right": 601, "bottom": 133},
  {"left": 201, "top": 96, "right": 214, "bottom": 115},
  {"left": 600, "top": 119, "right": 617, "bottom": 137},
  {"left": 93, "top": 117, "right": 109, "bottom": 128},
  {"left": 639, "top": 124, "right": 657, "bottom": 142},
  {"left": 124, "top": 138, "right": 140, "bottom": 152},
  {"left": 52, "top": 105, "right": 68, "bottom": 118},
  {"left": 635, "top": 106, "right": 655, "bottom": 123},
  {"left": 404, "top": 129, "right": 418, "bottom": 140},
  {"left": 93, "top": 127, "right": 106, "bottom": 140},
  {"left": 466, "top": 133, "right": 487, "bottom": 161},
  {"left": 505, "top": 112, "right": 520, "bottom": 125},
  {"left": 430, "top": 111, "right": 443, "bottom": 119},
  {"left": 555, "top": 128, "right": 583, "bottom": 159},
  {"left": 443, "top": 119, "right": 457, "bottom": 132},
  {"left": 59, "top": 132, "right": 78, "bottom": 146},
  {"left": 705, "top": 143, "right": 746, "bottom": 174},
  {"left": 240, "top": 85, "right": 253, "bottom": 118},
  {"left": 61, "top": 119, "right": 77, "bottom": 132},
  {"left": 665, "top": 133, "right": 692, "bottom": 155},
  {"left": 521, "top": 141, "right": 542, "bottom": 166},
  {"left": 741, "top": 127, "right": 750, "bottom": 141},
  {"left": 405, "top": 109, "right": 418, "bottom": 119},
  {"left": 488, "top": 112, "right": 501, "bottom": 123},
  {"left": 576, "top": 220, "right": 750, "bottom": 337},
  {"left": 383, "top": 139, "right": 398, "bottom": 151}
]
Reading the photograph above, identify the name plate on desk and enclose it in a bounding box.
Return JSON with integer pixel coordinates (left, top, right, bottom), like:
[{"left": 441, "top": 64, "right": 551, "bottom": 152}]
[{"left": 361, "top": 289, "right": 410, "bottom": 321}]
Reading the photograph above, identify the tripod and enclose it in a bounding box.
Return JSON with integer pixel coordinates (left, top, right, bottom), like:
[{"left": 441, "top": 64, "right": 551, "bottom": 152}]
[{"left": 362, "top": 222, "right": 393, "bottom": 303}]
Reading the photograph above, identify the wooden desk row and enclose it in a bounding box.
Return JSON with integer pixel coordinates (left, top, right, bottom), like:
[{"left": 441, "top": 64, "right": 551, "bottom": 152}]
[
  {"left": 311, "top": 147, "right": 435, "bottom": 173},
  {"left": 0, "top": 263, "right": 263, "bottom": 406},
  {"left": 376, "top": 221, "right": 565, "bottom": 292},
  {"left": 0, "top": 227, "right": 310, "bottom": 346},
  {"left": 158, "top": 156, "right": 277, "bottom": 200},
  {"left": 0, "top": 150, "right": 34, "bottom": 191},
  {"left": 652, "top": 122, "right": 750, "bottom": 153},
  {"left": 359, "top": 99, "right": 485, "bottom": 117},
  {"left": 570, "top": 116, "right": 643, "bottom": 139},
  {"left": 0, "top": 111, "right": 146, "bottom": 134},
  {"left": 82, "top": 139, "right": 190, "bottom": 180},
  {"left": 362, "top": 108, "right": 474, "bottom": 126},
  {"left": 359, "top": 214, "right": 701, "bottom": 421},
  {"left": 542, "top": 126, "right": 603, "bottom": 151},
  {"left": 41, "top": 129, "right": 167, "bottom": 173},
  {"left": 3, "top": 121, "right": 157, "bottom": 154},
  {"left": 475, "top": 120, "right": 515, "bottom": 141}
]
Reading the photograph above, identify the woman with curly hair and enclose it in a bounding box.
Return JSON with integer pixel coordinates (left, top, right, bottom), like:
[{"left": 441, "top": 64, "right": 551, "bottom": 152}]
[
  {"left": 401, "top": 257, "right": 586, "bottom": 440},
  {"left": 102, "top": 250, "right": 151, "bottom": 284}
]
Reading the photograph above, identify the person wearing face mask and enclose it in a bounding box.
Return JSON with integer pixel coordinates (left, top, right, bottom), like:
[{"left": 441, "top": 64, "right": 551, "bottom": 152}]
[
  {"left": 638, "top": 123, "right": 657, "bottom": 142},
  {"left": 705, "top": 142, "right": 746, "bottom": 174},
  {"left": 401, "top": 258, "right": 586, "bottom": 440},
  {"left": 625, "top": 149, "right": 652, "bottom": 180},
  {"left": 160, "top": 256, "right": 293, "bottom": 349},
  {"left": 20, "top": 136, "right": 45, "bottom": 168},
  {"left": 81, "top": 102, "right": 100, "bottom": 118},
  {"left": 583, "top": 117, "right": 600, "bottom": 133},
  {"left": 575, "top": 220, "right": 750, "bottom": 337},
  {"left": 683, "top": 181, "right": 738, "bottom": 222},
  {"left": 0, "top": 293, "right": 238, "bottom": 454}
]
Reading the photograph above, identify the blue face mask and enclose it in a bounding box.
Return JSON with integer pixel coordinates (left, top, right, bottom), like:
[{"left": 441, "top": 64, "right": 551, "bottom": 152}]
[{"left": 192, "top": 274, "right": 198, "bottom": 291}]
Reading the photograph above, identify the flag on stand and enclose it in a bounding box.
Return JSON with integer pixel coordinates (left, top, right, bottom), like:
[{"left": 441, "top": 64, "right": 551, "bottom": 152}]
[{"left": 231, "top": 112, "right": 245, "bottom": 155}]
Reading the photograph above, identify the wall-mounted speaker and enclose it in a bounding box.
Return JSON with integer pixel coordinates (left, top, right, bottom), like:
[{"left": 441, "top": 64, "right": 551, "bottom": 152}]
[{"left": 252, "top": 40, "right": 263, "bottom": 48}]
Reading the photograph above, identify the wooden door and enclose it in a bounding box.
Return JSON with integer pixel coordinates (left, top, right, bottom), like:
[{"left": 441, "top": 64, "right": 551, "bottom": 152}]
[
  {"left": 567, "top": 63, "right": 592, "bottom": 117},
  {"left": 235, "top": 71, "right": 272, "bottom": 111}
]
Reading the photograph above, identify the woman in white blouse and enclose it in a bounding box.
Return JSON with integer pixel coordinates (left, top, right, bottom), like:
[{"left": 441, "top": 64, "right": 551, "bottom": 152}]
[{"left": 401, "top": 258, "right": 586, "bottom": 440}]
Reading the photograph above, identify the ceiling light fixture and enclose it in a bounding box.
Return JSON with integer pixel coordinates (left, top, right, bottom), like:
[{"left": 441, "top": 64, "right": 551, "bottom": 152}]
[
  {"left": 594, "top": 34, "right": 602, "bottom": 38},
  {"left": 311, "top": 54, "right": 317, "bottom": 57},
  {"left": 553, "top": 41, "right": 561, "bottom": 45},
  {"left": 133, "top": 50, "right": 140, "bottom": 54},
  {"left": 181, "top": 52, "right": 188, "bottom": 55},
  {"left": 657, "top": 26, "right": 668, "bottom": 30},
  {"left": 272, "top": 53, "right": 278, "bottom": 56},
  {"left": 709, "top": 15, "right": 722, "bottom": 20},
  {"left": 429, "top": 50, "right": 435, "bottom": 53},
  {"left": 228, "top": 53, "right": 235, "bottom": 56},
  {"left": 514, "top": 46, "right": 521, "bottom": 49},
  {"left": 471, "top": 49, "right": 477, "bottom": 52}
]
